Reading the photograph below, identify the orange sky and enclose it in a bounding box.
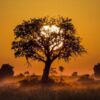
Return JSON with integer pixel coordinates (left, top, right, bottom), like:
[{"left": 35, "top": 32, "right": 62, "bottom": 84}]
[{"left": 0, "top": 0, "right": 100, "bottom": 75}]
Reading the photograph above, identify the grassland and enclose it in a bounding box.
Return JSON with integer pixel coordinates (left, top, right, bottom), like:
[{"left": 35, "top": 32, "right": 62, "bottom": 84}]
[{"left": 0, "top": 77, "right": 100, "bottom": 100}]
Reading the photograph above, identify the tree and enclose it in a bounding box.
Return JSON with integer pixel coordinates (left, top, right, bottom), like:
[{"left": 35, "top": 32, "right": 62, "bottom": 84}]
[
  {"left": 72, "top": 72, "right": 78, "bottom": 77},
  {"left": 93, "top": 63, "right": 100, "bottom": 78},
  {"left": 59, "top": 66, "right": 64, "bottom": 83},
  {"left": 0, "top": 64, "right": 14, "bottom": 79},
  {"left": 24, "top": 71, "right": 30, "bottom": 76},
  {"left": 12, "top": 17, "right": 86, "bottom": 83},
  {"left": 78, "top": 74, "right": 94, "bottom": 82}
]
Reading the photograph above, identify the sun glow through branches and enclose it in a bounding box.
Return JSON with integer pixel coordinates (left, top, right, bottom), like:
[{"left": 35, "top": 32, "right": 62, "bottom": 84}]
[{"left": 40, "top": 25, "right": 63, "bottom": 51}]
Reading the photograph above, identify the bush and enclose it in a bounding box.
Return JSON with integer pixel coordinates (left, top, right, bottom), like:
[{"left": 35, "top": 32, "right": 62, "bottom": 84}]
[{"left": 78, "top": 74, "right": 94, "bottom": 82}]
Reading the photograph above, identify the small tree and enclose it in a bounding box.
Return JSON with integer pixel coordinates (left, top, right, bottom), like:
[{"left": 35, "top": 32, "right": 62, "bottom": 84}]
[
  {"left": 0, "top": 64, "right": 14, "bottom": 79},
  {"left": 59, "top": 66, "right": 64, "bottom": 83},
  {"left": 93, "top": 63, "right": 100, "bottom": 78},
  {"left": 72, "top": 72, "right": 78, "bottom": 77},
  {"left": 24, "top": 71, "right": 30, "bottom": 76},
  {"left": 12, "top": 17, "right": 86, "bottom": 83},
  {"left": 78, "top": 74, "right": 94, "bottom": 82}
]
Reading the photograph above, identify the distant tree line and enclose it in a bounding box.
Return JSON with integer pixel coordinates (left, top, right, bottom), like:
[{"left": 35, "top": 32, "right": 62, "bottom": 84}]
[{"left": 0, "top": 62, "right": 100, "bottom": 82}]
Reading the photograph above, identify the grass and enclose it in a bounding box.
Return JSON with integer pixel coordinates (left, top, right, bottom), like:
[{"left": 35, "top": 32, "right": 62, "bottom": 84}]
[{"left": 0, "top": 77, "right": 100, "bottom": 100}]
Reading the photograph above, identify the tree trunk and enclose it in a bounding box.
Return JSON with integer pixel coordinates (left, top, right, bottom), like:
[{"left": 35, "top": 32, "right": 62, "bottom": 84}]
[{"left": 41, "top": 60, "right": 52, "bottom": 83}]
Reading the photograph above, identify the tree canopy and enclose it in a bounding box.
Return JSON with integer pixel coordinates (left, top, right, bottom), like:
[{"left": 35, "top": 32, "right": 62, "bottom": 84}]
[
  {"left": 12, "top": 17, "right": 86, "bottom": 82},
  {"left": 12, "top": 17, "right": 85, "bottom": 63}
]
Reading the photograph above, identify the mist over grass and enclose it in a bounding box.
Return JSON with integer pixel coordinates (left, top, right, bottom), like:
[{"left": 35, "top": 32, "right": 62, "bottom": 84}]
[{"left": 0, "top": 76, "right": 100, "bottom": 100}]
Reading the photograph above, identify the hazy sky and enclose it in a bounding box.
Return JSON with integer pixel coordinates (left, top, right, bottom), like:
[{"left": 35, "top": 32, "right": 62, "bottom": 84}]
[{"left": 0, "top": 0, "right": 100, "bottom": 75}]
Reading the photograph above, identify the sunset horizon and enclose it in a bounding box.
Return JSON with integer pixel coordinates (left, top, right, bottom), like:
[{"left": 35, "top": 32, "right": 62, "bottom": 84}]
[
  {"left": 0, "top": 0, "right": 100, "bottom": 76},
  {"left": 0, "top": 0, "right": 100, "bottom": 100}
]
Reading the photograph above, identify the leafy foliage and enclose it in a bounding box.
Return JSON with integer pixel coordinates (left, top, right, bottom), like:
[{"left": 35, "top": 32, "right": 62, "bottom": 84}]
[
  {"left": 94, "top": 63, "right": 100, "bottom": 77},
  {"left": 59, "top": 66, "right": 64, "bottom": 72},
  {"left": 12, "top": 17, "right": 86, "bottom": 64}
]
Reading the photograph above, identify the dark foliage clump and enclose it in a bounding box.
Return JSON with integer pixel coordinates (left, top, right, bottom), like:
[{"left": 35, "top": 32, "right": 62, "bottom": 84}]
[
  {"left": 78, "top": 74, "right": 94, "bottom": 82},
  {"left": 0, "top": 64, "right": 14, "bottom": 79},
  {"left": 94, "top": 63, "right": 100, "bottom": 78}
]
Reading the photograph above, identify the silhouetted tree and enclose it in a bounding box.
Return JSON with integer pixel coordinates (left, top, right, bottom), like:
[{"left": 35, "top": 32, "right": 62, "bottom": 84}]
[
  {"left": 78, "top": 74, "right": 94, "bottom": 82},
  {"left": 0, "top": 64, "right": 14, "bottom": 79},
  {"left": 18, "top": 73, "right": 24, "bottom": 77},
  {"left": 72, "top": 72, "right": 78, "bottom": 77},
  {"left": 14, "top": 73, "right": 25, "bottom": 79},
  {"left": 24, "top": 71, "right": 30, "bottom": 76},
  {"left": 12, "top": 17, "right": 86, "bottom": 83},
  {"left": 59, "top": 66, "right": 64, "bottom": 83},
  {"left": 94, "top": 63, "right": 100, "bottom": 78}
]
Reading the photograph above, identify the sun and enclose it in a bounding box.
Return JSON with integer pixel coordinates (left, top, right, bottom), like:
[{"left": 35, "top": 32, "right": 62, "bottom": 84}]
[
  {"left": 40, "top": 25, "right": 63, "bottom": 51},
  {"left": 40, "top": 25, "right": 60, "bottom": 37}
]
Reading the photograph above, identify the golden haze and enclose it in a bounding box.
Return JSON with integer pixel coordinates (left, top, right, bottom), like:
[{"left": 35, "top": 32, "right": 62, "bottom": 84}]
[{"left": 0, "top": 0, "right": 100, "bottom": 75}]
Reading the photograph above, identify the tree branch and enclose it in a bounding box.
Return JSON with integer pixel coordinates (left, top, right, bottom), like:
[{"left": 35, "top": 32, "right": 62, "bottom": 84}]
[{"left": 32, "top": 51, "right": 46, "bottom": 62}]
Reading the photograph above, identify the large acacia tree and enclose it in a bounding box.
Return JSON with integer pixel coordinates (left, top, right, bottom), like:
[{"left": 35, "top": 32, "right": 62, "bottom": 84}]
[{"left": 12, "top": 17, "right": 86, "bottom": 83}]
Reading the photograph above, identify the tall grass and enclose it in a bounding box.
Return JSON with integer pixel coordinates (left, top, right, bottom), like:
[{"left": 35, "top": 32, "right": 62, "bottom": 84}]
[{"left": 0, "top": 81, "right": 100, "bottom": 100}]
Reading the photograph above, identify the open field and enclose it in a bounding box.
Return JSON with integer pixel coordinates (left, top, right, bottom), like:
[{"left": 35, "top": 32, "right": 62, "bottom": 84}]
[{"left": 0, "top": 77, "right": 100, "bottom": 100}]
